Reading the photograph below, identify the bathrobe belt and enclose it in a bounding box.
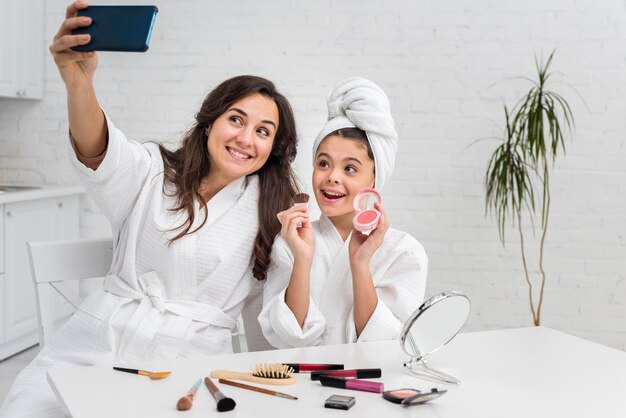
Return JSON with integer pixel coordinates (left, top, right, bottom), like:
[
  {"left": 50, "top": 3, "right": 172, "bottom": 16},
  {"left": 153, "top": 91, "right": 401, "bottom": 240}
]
[{"left": 103, "top": 271, "right": 237, "bottom": 330}]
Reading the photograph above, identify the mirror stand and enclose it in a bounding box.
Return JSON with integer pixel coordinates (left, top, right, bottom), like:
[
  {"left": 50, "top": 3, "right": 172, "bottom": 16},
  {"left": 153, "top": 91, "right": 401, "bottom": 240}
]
[{"left": 404, "top": 357, "right": 461, "bottom": 385}]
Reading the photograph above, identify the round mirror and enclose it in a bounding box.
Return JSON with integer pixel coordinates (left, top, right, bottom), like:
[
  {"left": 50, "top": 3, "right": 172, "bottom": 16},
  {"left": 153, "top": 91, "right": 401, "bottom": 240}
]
[{"left": 400, "top": 291, "right": 470, "bottom": 385}]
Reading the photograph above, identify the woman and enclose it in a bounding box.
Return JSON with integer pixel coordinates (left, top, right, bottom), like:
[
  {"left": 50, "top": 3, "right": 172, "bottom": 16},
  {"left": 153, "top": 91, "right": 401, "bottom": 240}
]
[
  {"left": 0, "top": 2, "right": 298, "bottom": 416},
  {"left": 259, "top": 77, "right": 428, "bottom": 348}
]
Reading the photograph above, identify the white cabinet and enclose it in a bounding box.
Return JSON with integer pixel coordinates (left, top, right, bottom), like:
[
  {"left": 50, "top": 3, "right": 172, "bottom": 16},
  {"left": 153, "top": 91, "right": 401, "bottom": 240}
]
[
  {"left": 0, "top": 0, "right": 44, "bottom": 99},
  {"left": 0, "top": 191, "right": 81, "bottom": 360}
]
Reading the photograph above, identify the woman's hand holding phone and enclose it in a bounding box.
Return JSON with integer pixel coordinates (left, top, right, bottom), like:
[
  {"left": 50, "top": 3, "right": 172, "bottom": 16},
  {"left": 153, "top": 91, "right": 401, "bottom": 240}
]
[{"left": 50, "top": 1, "right": 98, "bottom": 91}]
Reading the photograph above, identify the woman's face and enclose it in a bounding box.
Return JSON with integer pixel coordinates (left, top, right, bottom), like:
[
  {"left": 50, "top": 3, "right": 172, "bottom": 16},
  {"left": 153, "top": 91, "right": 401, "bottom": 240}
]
[
  {"left": 312, "top": 135, "right": 375, "bottom": 220},
  {"left": 206, "top": 93, "right": 279, "bottom": 183}
]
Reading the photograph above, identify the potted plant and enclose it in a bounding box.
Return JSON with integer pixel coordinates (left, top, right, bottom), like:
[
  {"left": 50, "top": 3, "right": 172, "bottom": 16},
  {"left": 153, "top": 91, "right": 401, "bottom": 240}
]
[{"left": 485, "top": 51, "right": 575, "bottom": 326}]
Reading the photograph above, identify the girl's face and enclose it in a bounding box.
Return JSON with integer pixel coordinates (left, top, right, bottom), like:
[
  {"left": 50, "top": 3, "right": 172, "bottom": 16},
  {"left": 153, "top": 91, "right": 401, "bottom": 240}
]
[
  {"left": 313, "top": 135, "right": 375, "bottom": 221},
  {"left": 206, "top": 93, "right": 279, "bottom": 183}
]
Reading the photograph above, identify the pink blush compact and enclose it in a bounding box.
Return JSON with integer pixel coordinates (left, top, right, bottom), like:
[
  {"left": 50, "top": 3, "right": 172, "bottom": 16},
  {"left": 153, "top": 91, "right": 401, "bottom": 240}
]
[
  {"left": 382, "top": 389, "right": 421, "bottom": 403},
  {"left": 352, "top": 188, "right": 382, "bottom": 234},
  {"left": 382, "top": 388, "right": 448, "bottom": 406},
  {"left": 357, "top": 210, "right": 377, "bottom": 224}
]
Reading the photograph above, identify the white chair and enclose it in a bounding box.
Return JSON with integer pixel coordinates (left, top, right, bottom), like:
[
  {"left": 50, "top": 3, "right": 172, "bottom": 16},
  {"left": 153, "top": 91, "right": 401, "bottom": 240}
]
[
  {"left": 27, "top": 237, "right": 114, "bottom": 349},
  {"left": 27, "top": 237, "right": 249, "bottom": 353}
]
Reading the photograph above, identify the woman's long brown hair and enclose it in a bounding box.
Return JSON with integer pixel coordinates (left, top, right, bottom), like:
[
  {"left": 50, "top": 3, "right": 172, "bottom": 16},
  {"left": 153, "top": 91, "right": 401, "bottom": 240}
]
[{"left": 158, "top": 75, "right": 299, "bottom": 281}]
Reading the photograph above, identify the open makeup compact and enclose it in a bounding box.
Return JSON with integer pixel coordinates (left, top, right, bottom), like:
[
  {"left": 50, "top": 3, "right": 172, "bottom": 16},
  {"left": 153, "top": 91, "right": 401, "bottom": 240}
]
[
  {"left": 352, "top": 188, "right": 382, "bottom": 234},
  {"left": 399, "top": 291, "right": 471, "bottom": 385}
]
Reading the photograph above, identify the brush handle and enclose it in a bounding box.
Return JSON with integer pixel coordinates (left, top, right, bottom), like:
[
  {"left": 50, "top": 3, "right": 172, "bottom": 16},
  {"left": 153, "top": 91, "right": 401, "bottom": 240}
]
[
  {"left": 218, "top": 379, "right": 298, "bottom": 400},
  {"left": 113, "top": 367, "right": 139, "bottom": 375},
  {"left": 188, "top": 378, "right": 202, "bottom": 396},
  {"left": 210, "top": 370, "right": 296, "bottom": 386}
]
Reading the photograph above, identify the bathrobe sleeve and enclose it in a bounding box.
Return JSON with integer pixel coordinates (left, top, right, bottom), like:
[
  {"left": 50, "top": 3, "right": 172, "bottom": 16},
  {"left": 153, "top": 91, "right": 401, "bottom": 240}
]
[
  {"left": 68, "top": 110, "right": 153, "bottom": 227},
  {"left": 346, "top": 232, "right": 428, "bottom": 343},
  {"left": 258, "top": 237, "right": 326, "bottom": 348}
]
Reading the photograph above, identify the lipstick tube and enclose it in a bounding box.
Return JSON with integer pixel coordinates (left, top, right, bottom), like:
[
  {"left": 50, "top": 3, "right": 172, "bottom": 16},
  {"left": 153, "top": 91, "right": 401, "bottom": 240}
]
[
  {"left": 283, "top": 363, "right": 344, "bottom": 373},
  {"left": 319, "top": 376, "right": 384, "bottom": 394},
  {"left": 311, "top": 368, "right": 381, "bottom": 380}
]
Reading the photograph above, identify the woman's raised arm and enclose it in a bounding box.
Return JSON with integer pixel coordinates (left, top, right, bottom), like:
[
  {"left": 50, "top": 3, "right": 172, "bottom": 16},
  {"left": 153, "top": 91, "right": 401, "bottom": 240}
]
[{"left": 50, "top": 1, "right": 107, "bottom": 157}]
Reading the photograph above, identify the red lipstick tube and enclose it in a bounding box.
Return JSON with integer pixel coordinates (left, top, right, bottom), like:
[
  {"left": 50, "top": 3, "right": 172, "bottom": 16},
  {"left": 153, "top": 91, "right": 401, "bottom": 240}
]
[
  {"left": 319, "top": 376, "right": 384, "bottom": 394},
  {"left": 310, "top": 368, "right": 381, "bottom": 380},
  {"left": 283, "top": 363, "right": 344, "bottom": 373}
]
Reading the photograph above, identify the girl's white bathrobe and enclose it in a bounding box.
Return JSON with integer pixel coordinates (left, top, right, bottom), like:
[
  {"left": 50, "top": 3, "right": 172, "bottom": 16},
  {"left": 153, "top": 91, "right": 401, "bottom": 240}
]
[
  {"left": 0, "top": 115, "right": 262, "bottom": 417},
  {"left": 258, "top": 215, "right": 428, "bottom": 348}
]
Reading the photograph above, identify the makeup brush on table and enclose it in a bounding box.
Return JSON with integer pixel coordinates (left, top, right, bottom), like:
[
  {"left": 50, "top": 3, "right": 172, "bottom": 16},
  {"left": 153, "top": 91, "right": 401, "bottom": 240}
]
[
  {"left": 204, "top": 377, "right": 236, "bottom": 412},
  {"left": 218, "top": 378, "right": 298, "bottom": 400},
  {"left": 176, "top": 378, "right": 202, "bottom": 411},
  {"left": 112, "top": 366, "right": 171, "bottom": 380}
]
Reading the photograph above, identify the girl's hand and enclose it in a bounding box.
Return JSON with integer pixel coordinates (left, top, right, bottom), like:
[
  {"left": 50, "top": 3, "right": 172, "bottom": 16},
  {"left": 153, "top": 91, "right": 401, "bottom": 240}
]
[
  {"left": 349, "top": 203, "right": 389, "bottom": 268},
  {"left": 277, "top": 206, "right": 315, "bottom": 261},
  {"left": 49, "top": 1, "right": 98, "bottom": 90}
]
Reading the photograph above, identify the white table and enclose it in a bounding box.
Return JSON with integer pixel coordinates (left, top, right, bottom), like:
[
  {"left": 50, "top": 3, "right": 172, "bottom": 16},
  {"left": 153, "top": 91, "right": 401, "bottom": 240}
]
[{"left": 48, "top": 327, "right": 626, "bottom": 418}]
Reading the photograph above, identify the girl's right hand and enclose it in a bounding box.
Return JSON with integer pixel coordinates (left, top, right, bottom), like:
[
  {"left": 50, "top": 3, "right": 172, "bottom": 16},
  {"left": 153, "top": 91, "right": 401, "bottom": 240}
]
[
  {"left": 277, "top": 206, "right": 315, "bottom": 261},
  {"left": 49, "top": 1, "right": 98, "bottom": 90}
]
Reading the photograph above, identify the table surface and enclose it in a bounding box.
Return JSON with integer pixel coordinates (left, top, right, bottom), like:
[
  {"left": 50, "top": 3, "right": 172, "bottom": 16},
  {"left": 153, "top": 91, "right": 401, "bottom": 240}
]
[{"left": 48, "top": 326, "right": 626, "bottom": 418}]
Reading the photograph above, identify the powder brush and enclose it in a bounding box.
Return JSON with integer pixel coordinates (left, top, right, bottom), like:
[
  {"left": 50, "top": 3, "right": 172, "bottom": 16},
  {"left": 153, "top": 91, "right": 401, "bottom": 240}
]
[
  {"left": 176, "top": 378, "right": 202, "bottom": 411},
  {"left": 293, "top": 192, "right": 310, "bottom": 206},
  {"left": 204, "top": 377, "right": 236, "bottom": 412},
  {"left": 293, "top": 193, "right": 309, "bottom": 228}
]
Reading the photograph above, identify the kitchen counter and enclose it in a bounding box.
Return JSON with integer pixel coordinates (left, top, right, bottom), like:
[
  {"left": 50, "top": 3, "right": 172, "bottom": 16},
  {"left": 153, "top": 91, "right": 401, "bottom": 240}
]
[{"left": 0, "top": 185, "right": 85, "bottom": 204}]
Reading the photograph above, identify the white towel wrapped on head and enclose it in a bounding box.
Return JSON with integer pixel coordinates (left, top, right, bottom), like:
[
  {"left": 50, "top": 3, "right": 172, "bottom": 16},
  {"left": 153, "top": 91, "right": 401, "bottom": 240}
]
[{"left": 312, "top": 77, "right": 398, "bottom": 190}]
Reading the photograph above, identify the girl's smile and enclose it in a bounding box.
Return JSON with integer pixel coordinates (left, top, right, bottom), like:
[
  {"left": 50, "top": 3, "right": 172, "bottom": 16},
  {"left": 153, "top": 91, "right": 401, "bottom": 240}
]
[{"left": 313, "top": 134, "right": 375, "bottom": 236}]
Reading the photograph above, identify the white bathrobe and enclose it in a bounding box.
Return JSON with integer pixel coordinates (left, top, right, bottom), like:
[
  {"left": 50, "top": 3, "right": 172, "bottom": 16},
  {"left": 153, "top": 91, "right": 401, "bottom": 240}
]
[
  {"left": 258, "top": 215, "right": 428, "bottom": 348},
  {"left": 0, "top": 115, "right": 262, "bottom": 417}
]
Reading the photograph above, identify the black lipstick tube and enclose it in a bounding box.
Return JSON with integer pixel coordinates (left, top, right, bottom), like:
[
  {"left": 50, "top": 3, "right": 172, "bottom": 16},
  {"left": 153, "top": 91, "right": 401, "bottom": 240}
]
[{"left": 282, "top": 363, "right": 344, "bottom": 373}]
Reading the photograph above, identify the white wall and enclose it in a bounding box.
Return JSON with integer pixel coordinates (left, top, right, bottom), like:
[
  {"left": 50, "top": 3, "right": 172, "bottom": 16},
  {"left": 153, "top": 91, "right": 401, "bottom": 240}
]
[{"left": 1, "top": 0, "right": 624, "bottom": 349}]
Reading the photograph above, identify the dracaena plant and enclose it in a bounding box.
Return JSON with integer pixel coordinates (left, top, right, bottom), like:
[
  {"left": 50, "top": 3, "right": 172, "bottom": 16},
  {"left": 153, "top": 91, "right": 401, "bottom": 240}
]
[{"left": 485, "top": 51, "right": 574, "bottom": 326}]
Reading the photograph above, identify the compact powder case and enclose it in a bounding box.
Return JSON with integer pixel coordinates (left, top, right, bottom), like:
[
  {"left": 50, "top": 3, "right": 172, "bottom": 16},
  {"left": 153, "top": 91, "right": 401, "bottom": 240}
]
[
  {"left": 382, "top": 388, "right": 447, "bottom": 406},
  {"left": 352, "top": 188, "right": 382, "bottom": 234}
]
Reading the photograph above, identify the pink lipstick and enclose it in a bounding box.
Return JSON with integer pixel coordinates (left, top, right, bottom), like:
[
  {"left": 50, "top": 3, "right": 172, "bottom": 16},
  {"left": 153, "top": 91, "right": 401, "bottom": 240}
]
[
  {"left": 310, "top": 368, "right": 381, "bottom": 380},
  {"left": 319, "top": 376, "right": 384, "bottom": 394}
]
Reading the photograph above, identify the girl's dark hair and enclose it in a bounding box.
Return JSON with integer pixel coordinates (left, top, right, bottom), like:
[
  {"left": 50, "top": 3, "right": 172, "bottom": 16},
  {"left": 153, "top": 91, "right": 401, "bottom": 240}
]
[
  {"left": 159, "top": 75, "right": 299, "bottom": 281},
  {"left": 325, "top": 127, "right": 375, "bottom": 166}
]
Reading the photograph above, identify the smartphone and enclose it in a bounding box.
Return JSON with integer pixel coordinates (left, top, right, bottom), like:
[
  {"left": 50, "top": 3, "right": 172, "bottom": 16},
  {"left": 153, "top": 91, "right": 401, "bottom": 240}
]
[
  {"left": 324, "top": 394, "right": 356, "bottom": 410},
  {"left": 71, "top": 6, "right": 158, "bottom": 52}
]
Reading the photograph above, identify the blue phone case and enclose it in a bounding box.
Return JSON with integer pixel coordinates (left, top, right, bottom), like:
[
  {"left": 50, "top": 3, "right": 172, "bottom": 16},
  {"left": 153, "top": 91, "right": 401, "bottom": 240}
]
[{"left": 71, "top": 6, "right": 158, "bottom": 52}]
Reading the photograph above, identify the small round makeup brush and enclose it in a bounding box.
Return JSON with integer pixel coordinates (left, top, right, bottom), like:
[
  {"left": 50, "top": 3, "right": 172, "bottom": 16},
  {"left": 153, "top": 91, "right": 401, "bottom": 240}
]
[
  {"left": 176, "top": 378, "right": 202, "bottom": 411},
  {"left": 293, "top": 192, "right": 310, "bottom": 207},
  {"left": 293, "top": 193, "right": 309, "bottom": 228}
]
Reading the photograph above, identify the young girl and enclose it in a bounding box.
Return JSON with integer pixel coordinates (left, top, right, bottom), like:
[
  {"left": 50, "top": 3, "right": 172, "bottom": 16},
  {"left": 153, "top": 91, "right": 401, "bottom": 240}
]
[{"left": 259, "top": 77, "right": 428, "bottom": 348}]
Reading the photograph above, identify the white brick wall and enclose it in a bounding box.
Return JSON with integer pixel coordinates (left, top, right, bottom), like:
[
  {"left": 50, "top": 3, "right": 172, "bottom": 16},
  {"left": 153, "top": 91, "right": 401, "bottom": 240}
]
[{"left": 1, "top": 0, "right": 624, "bottom": 350}]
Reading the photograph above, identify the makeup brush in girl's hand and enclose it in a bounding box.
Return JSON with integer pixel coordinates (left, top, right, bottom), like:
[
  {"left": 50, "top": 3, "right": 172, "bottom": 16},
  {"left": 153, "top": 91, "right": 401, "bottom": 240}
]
[
  {"left": 293, "top": 193, "right": 310, "bottom": 207},
  {"left": 176, "top": 378, "right": 202, "bottom": 411},
  {"left": 112, "top": 367, "right": 171, "bottom": 380},
  {"left": 293, "top": 193, "right": 309, "bottom": 228}
]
